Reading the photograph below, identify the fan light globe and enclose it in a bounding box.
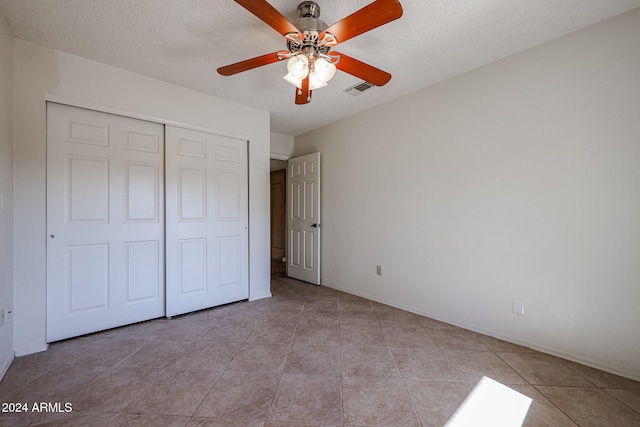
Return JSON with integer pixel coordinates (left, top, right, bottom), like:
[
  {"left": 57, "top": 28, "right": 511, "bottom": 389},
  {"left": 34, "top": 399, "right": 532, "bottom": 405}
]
[
  {"left": 283, "top": 73, "right": 303, "bottom": 89},
  {"left": 308, "top": 71, "right": 328, "bottom": 90},
  {"left": 287, "top": 55, "right": 309, "bottom": 79},
  {"left": 313, "top": 57, "right": 337, "bottom": 83}
]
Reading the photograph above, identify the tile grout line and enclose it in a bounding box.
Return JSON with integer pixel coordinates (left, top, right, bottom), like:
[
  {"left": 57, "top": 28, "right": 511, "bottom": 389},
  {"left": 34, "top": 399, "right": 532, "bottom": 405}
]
[
  {"left": 492, "top": 350, "right": 590, "bottom": 426},
  {"left": 262, "top": 304, "right": 300, "bottom": 425},
  {"left": 600, "top": 388, "right": 640, "bottom": 416},
  {"left": 159, "top": 301, "right": 250, "bottom": 422},
  {"left": 530, "top": 383, "right": 584, "bottom": 426}
]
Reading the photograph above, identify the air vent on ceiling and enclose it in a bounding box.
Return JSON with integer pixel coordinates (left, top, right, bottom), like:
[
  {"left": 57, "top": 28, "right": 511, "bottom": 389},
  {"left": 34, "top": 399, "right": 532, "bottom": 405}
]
[{"left": 344, "top": 81, "right": 374, "bottom": 96}]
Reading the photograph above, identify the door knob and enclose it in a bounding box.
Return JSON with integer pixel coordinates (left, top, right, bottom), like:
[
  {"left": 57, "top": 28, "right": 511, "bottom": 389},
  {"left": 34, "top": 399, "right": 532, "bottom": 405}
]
[{"left": 311, "top": 223, "right": 319, "bottom": 228}]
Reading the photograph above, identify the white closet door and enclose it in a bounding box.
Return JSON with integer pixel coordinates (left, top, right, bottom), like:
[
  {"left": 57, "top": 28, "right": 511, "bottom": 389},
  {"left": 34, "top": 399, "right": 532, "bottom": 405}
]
[
  {"left": 47, "top": 103, "right": 165, "bottom": 342},
  {"left": 165, "top": 126, "right": 249, "bottom": 317}
]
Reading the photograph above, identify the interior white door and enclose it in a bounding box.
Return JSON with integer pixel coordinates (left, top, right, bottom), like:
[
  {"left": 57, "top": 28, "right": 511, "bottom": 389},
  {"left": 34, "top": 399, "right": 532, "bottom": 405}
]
[
  {"left": 47, "top": 103, "right": 165, "bottom": 342},
  {"left": 165, "top": 126, "right": 249, "bottom": 317},
  {"left": 287, "top": 152, "right": 321, "bottom": 284}
]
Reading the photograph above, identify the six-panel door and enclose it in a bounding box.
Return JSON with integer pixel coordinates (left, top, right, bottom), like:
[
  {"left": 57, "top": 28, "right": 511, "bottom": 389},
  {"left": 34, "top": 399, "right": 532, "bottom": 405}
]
[
  {"left": 287, "top": 152, "right": 321, "bottom": 285},
  {"left": 46, "top": 103, "right": 165, "bottom": 341},
  {"left": 165, "top": 126, "right": 249, "bottom": 317}
]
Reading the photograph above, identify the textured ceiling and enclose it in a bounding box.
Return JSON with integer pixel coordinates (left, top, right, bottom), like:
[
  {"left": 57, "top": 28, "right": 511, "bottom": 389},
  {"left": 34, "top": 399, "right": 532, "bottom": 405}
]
[{"left": 1, "top": 0, "right": 639, "bottom": 136}]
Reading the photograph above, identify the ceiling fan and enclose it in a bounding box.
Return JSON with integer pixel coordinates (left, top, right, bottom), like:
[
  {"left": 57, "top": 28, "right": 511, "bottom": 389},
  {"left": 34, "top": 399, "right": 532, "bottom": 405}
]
[{"left": 217, "top": 0, "right": 403, "bottom": 105}]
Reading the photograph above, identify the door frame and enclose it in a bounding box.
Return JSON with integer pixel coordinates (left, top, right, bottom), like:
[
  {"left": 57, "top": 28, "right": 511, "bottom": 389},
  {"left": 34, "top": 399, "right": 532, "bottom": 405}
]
[{"left": 270, "top": 164, "right": 287, "bottom": 261}]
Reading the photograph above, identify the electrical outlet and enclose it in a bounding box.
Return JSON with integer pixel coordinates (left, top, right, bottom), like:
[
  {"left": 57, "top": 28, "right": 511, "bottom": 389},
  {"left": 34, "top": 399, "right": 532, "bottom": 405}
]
[
  {"left": 376, "top": 265, "right": 382, "bottom": 276},
  {"left": 512, "top": 298, "right": 525, "bottom": 316}
]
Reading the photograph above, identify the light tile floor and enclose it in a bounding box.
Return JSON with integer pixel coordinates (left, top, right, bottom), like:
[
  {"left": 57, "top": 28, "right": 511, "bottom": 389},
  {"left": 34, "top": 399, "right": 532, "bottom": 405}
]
[{"left": 1, "top": 277, "right": 639, "bottom": 426}]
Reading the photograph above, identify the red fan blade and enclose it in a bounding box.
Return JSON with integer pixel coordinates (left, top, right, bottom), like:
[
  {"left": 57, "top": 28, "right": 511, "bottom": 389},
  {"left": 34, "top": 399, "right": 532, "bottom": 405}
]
[
  {"left": 217, "top": 51, "right": 283, "bottom": 76},
  {"left": 295, "top": 77, "right": 312, "bottom": 105},
  {"left": 234, "top": 0, "right": 301, "bottom": 37},
  {"left": 320, "top": 0, "right": 403, "bottom": 45},
  {"left": 331, "top": 52, "right": 392, "bottom": 86}
]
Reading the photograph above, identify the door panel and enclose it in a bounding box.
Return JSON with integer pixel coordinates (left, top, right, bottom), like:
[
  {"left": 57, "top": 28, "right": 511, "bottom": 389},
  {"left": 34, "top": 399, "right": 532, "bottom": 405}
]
[
  {"left": 218, "top": 236, "right": 241, "bottom": 285},
  {"left": 47, "top": 103, "right": 165, "bottom": 342},
  {"left": 217, "top": 170, "right": 241, "bottom": 219},
  {"left": 287, "top": 153, "right": 321, "bottom": 284},
  {"left": 67, "top": 156, "right": 109, "bottom": 222},
  {"left": 125, "top": 162, "right": 159, "bottom": 222},
  {"left": 178, "top": 238, "right": 208, "bottom": 294},
  {"left": 66, "top": 244, "right": 109, "bottom": 313},
  {"left": 304, "top": 231, "right": 315, "bottom": 269},
  {"left": 178, "top": 166, "right": 207, "bottom": 221},
  {"left": 125, "top": 240, "right": 160, "bottom": 302},
  {"left": 166, "top": 126, "right": 249, "bottom": 317}
]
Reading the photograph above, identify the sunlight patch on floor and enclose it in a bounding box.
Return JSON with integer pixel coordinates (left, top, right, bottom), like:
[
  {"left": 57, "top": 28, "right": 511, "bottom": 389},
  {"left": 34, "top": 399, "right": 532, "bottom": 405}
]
[{"left": 445, "top": 376, "right": 533, "bottom": 427}]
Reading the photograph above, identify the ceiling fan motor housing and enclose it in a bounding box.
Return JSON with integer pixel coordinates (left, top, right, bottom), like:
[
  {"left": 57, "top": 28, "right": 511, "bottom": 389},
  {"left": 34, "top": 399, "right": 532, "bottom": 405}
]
[
  {"left": 297, "top": 1, "right": 321, "bottom": 19},
  {"left": 287, "top": 1, "right": 331, "bottom": 56}
]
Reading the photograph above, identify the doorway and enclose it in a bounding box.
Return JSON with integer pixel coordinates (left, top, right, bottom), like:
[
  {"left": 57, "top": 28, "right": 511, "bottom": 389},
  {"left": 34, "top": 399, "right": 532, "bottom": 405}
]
[{"left": 270, "top": 159, "right": 287, "bottom": 279}]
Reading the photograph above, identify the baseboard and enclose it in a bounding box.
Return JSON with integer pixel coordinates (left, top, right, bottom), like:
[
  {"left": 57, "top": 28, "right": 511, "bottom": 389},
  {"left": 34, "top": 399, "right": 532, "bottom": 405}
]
[
  {"left": 322, "top": 282, "right": 640, "bottom": 382},
  {"left": 0, "top": 353, "right": 14, "bottom": 382},
  {"left": 249, "top": 292, "right": 272, "bottom": 302},
  {"left": 14, "top": 343, "right": 48, "bottom": 357}
]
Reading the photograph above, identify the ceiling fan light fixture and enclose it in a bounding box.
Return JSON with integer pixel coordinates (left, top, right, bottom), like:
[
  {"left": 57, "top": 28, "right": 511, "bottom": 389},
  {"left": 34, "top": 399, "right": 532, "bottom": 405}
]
[
  {"left": 308, "top": 71, "right": 328, "bottom": 90},
  {"left": 313, "top": 57, "right": 337, "bottom": 83},
  {"left": 283, "top": 73, "right": 303, "bottom": 89},
  {"left": 287, "top": 55, "right": 309, "bottom": 79},
  {"left": 218, "top": 0, "right": 403, "bottom": 105}
]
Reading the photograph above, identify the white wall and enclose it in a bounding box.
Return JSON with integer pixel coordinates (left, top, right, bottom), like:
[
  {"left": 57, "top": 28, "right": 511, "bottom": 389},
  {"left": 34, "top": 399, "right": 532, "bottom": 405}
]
[
  {"left": 0, "top": 13, "right": 14, "bottom": 378},
  {"left": 295, "top": 9, "right": 640, "bottom": 379},
  {"left": 270, "top": 132, "right": 294, "bottom": 160},
  {"left": 13, "top": 39, "right": 271, "bottom": 356}
]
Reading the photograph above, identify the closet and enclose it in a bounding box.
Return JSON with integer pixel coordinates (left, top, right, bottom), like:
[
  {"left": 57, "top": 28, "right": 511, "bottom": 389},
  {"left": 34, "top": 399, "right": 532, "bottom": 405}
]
[{"left": 46, "top": 103, "right": 248, "bottom": 342}]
